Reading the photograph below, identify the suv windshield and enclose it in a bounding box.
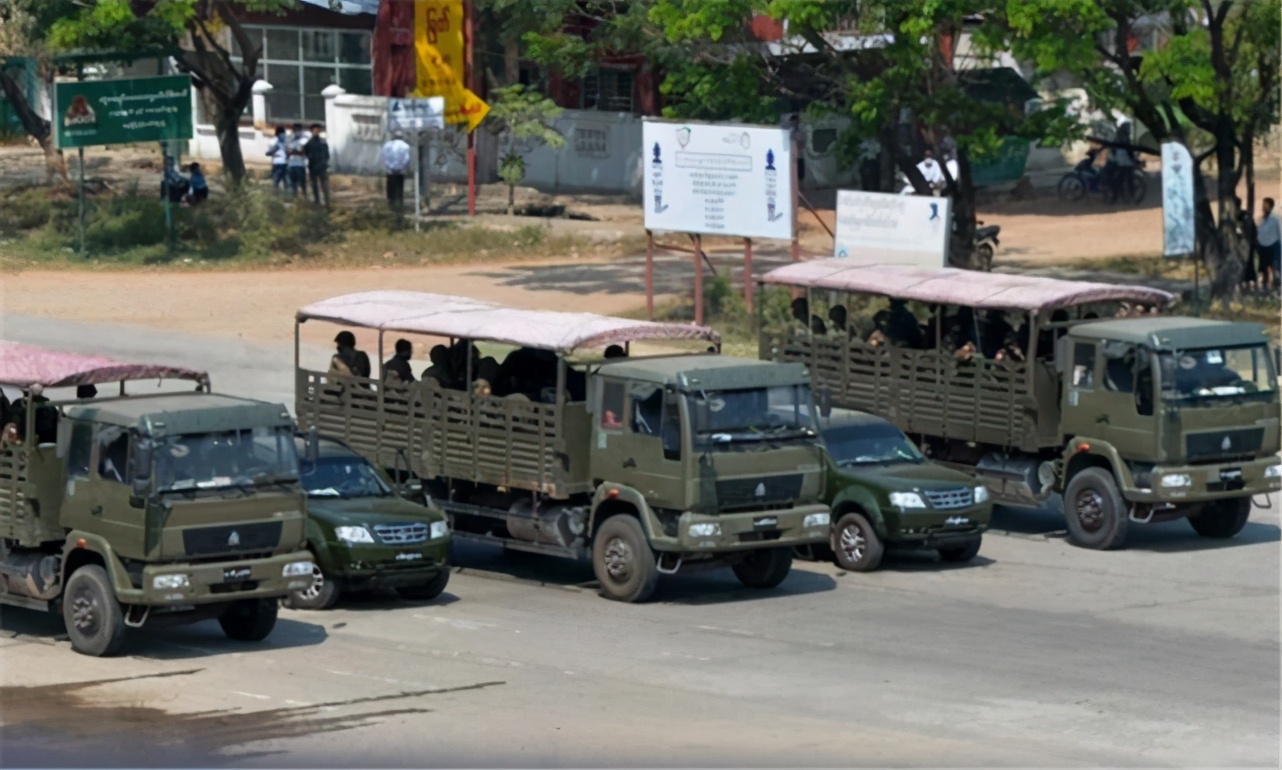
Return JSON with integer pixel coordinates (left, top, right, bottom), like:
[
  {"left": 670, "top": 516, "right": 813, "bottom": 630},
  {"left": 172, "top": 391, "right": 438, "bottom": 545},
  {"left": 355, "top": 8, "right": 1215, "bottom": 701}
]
[
  {"left": 687, "top": 384, "right": 816, "bottom": 446},
  {"left": 300, "top": 452, "right": 393, "bottom": 498},
  {"left": 156, "top": 426, "right": 299, "bottom": 492},
  {"left": 823, "top": 421, "right": 925, "bottom": 466},
  {"left": 1158, "top": 345, "right": 1276, "bottom": 402}
]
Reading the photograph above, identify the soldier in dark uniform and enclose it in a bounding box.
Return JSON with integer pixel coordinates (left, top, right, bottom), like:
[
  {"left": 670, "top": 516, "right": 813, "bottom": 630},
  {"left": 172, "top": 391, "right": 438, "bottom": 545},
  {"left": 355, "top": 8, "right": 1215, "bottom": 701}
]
[
  {"left": 883, "top": 299, "right": 925, "bottom": 349},
  {"left": 421, "top": 345, "right": 453, "bottom": 387},
  {"left": 330, "top": 331, "right": 371, "bottom": 378},
  {"left": 383, "top": 338, "right": 416, "bottom": 385}
]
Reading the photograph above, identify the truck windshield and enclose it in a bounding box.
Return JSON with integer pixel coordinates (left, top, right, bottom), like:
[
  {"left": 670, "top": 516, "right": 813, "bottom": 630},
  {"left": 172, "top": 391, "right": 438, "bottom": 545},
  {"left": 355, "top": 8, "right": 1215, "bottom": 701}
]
[
  {"left": 687, "top": 384, "right": 816, "bottom": 445},
  {"left": 156, "top": 426, "right": 299, "bottom": 492},
  {"left": 823, "top": 422, "right": 925, "bottom": 466},
  {"left": 300, "top": 454, "right": 392, "bottom": 499},
  {"left": 1158, "top": 345, "right": 1276, "bottom": 402}
]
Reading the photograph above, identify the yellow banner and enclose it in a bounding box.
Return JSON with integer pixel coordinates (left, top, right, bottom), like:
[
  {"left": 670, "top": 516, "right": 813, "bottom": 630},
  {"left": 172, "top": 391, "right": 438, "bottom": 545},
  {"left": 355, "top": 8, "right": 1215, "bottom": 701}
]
[{"left": 413, "top": 0, "right": 489, "bottom": 132}]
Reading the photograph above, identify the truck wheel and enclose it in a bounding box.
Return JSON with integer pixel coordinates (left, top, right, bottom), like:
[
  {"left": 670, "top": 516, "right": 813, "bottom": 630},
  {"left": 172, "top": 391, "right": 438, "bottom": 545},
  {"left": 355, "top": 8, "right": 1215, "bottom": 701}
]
[
  {"left": 62, "top": 564, "right": 127, "bottom": 657},
  {"left": 732, "top": 547, "right": 793, "bottom": 589},
  {"left": 218, "top": 599, "right": 279, "bottom": 642},
  {"left": 1064, "top": 467, "right": 1129, "bottom": 549},
  {"left": 592, "top": 515, "right": 659, "bottom": 603},
  {"left": 286, "top": 562, "right": 340, "bottom": 610},
  {"left": 832, "top": 512, "right": 884, "bottom": 571},
  {"left": 938, "top": 536, "right": 982, "bottom": 563},
  {"left": 1188, "top": 498, "right": 1250, "bottom": 538},
  {"left": 396, "top": 570, "right": 450, "bottom": 601}
]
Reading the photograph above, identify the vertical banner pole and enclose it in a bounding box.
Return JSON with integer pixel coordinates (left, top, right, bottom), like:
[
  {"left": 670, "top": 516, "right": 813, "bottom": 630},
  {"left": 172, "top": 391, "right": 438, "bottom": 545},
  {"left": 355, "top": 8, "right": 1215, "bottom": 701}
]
[
  {"left": 693, "top": 234, "right": 705, "bottom": 327},
  {"left": 413, "top": 136, "right": 422, "bottom": 232},
  {"left": 791, "top": 131, "right": 801, "bottom": 262},
  {"left": 78, "top": 147, "right": 87, "bottom": 258},
  {"left": 645, "top": 229, "right": 654, "bottom": 320},
  {"left": 744, "top": 237, "right": 754, "bottom": 313},
  {"left": 465, "top": 0, "right": 477, "bottom": 217}
]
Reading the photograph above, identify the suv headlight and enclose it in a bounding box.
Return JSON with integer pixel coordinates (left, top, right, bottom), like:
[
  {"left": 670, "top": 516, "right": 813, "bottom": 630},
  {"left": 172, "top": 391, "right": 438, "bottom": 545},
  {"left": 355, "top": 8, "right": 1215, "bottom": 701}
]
[
  {"left": 335, "top": 526, "right": 375, "bottom": 544},
  {"left": 688, "top": 522, "right": 721, "bottom": 537},
  {"left": 282, "top": 560, "right": 315, "bottom": 577},
  {"left": 1159, "top": 473, "right": 1192, "bottom": 488},
  {"left": 974, "top": 486, "right": 990, "bottom": 504},
  {"left": 803, "top": 512, "right": 830, "bottom": 529},
  {"left": 1265, "top": 464, "right": 1282, "bottom": 480},
  {"left": 430, "top": 519, "right": 449, "bottom": 540},
  {"left": 152, "top": 574, "right": 189, "bottom": 590},
  {"left": 889, "top": 492, "right": 927, "bottom": 509}
]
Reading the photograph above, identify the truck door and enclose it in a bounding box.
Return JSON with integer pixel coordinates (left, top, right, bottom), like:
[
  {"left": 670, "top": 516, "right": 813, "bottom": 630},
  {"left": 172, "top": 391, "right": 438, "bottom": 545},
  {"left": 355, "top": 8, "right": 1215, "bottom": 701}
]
[
  {"left": 89, "top": 424, "right": 145, "bottom": 555},
  {"left": 57, "top": 418, "right": 97, "bottom": 533},
  {"left": 1061, "top": 340, "right": 1155, "bottom": 459},
  {"left": 621, "top": 384, "right": 686, "bottom": 510}
]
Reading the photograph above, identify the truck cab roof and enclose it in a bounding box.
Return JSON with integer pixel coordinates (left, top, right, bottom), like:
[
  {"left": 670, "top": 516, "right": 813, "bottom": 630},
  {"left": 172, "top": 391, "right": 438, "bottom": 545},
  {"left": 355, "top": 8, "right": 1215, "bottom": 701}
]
[
  {"left": 1069, "top": 316, "right": 1270, "bottom": 350},
  {"left": 65, "top": 392, "right": 295, "bottom": 436},
  {"left": 600, "top": 355, "right": 812, "bottom": 390}
]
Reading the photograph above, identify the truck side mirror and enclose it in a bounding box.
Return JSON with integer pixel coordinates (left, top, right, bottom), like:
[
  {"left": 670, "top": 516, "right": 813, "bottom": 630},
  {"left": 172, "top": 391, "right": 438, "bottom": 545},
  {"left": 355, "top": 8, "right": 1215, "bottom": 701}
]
[
  {"left": 130, "top": 435, "right": 153, "bottom": 495},
  {"left": 306, "top": 426, "right": 319, "bottom": 463},
  {"left": 128, "top": 494, "right": 146, "bottom": 509},
  {"left": 819, "top": 387, "right": 832, "bottom": 419}
]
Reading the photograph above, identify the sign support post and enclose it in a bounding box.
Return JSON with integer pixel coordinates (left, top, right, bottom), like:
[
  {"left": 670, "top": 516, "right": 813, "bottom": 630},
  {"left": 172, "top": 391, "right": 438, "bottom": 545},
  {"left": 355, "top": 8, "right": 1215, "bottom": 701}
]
[
  {"left": 693, "top": 234, "right": 705, "bottom": 327},
  {"left": 743, "top": 237, "right": 753, "bottom": 313},
  {"left": 413, "top": 138, "right": 422, "bottom": 232},
  {"left": 645, "top": 230, "right": 654, "bottom": 320},
  {"left": 465, "top": 0, "right": 476, "bottom": 217},
  {"left": 791, "top": 132, "right": 800, "bottom": 262},
  {"left": 77, "top": 147, "right": 86, "bottom": 258}
]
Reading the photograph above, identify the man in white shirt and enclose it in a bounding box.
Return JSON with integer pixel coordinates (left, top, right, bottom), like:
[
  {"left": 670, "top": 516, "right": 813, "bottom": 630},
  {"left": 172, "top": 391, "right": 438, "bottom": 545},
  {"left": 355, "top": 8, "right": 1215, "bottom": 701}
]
[
  {"left": 1258, "top": 197, "right": 1280, "bottom": 291},
  {"left": 916, "top": 149, "right": 946, "bottom": 192},
  {"left": 382, "top": 132, "right": 412, "bottom": 211}
]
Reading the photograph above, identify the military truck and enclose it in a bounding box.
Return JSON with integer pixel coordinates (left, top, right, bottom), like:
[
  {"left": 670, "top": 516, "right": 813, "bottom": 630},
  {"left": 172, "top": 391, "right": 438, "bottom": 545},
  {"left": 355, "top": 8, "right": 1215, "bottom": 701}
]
[
  {"left": 294, "top": 291, "right": 832, "bottom": 602},
  {"left": 760, "top": 260, "right": 1281, "bottom": 550},
  {"left": 0, "top": 341, "right": 314, "bottom": 656}
]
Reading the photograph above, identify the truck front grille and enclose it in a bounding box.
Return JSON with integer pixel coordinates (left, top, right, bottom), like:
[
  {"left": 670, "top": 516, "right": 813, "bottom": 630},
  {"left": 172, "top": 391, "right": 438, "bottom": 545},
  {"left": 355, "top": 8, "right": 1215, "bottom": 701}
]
[
  {"left": 1186, "top": 428, "right": 1264, "bottom": 463},
  {"left": 715, "top": 474, "right": 804, "bottom": 511},
  {"left": 373, "top": 522, "right": 429, "bottom": 545},
  {"left": 182, "top": 522, "right": 282, "bottom": 556},
  {"left": 924, "top": 487, "right": 974, "bottom": 510}
]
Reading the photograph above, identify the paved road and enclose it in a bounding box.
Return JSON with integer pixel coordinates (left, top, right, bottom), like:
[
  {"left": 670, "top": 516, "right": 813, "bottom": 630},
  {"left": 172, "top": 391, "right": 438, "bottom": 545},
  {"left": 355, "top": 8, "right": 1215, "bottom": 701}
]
[{"left": 1, "top": 318, "right": 1278, "bottom": 768}]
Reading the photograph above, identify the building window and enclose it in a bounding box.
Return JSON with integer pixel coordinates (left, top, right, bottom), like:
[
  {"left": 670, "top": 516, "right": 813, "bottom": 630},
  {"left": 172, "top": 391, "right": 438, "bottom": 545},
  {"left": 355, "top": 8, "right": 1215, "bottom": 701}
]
[
  {"left": 229, "top": 24, "right": 373, "bottom": 125},
  {"left": 580, "top": 68, "right": 634, "bottom": 112}
]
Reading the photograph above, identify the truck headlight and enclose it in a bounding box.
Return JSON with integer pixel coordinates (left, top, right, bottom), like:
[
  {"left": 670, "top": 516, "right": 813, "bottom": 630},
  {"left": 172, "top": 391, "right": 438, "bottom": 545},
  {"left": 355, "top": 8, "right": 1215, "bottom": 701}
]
[
  {"left": 803, "top": 512, "right": 830, "bottom": 529},
  {"left": 152, "top": 574, "right": 189, "bottom": 590},
  {"left": 1159, "top": 473, "right": 1192, "bottom": 488},
  {"left": 282, "top": 560, "right": 315, "bottom": 577},
  {"left": 688, "top": 522, "right": 721, "bottom": 538},
  {"left": 430, "top": 520, "right": 449, "bottom": 540},
  {"left": 974, "top": 486, "right": 990, "bottom": 504},
  {"left": 335, "top": 526, "right": 375, "bottom": 544},
  {"left": 889, "top": 492, "right": 927, "bottom": 509},
  {"left": 1265, "top": 464, "right": 1282, "bottom": 480}
]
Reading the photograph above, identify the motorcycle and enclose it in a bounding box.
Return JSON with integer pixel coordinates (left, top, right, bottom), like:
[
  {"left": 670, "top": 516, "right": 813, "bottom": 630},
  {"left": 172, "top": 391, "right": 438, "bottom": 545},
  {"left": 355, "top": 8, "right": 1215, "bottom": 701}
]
[
  {"left": 974, "top": 220, "right": 1000, "bottom": 271},
  {"left": 1057, "top": 149, "right": 1147, "bottom": 205}
]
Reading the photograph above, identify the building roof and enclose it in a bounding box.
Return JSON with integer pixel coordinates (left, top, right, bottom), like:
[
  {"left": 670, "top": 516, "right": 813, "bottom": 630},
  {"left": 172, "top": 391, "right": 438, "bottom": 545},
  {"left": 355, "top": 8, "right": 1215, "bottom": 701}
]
[
  {"left": 297, "top": 291, "right": 720, "bottom": 355},
  {"left": 1070, "top": 317, "right": 1271, "bottom": 349},
  {"left": 0, "top": 341, "right": 207, "bottom": 390},
  {"left": 761, "top": 259, "right": 1176, "bottom": 312}
]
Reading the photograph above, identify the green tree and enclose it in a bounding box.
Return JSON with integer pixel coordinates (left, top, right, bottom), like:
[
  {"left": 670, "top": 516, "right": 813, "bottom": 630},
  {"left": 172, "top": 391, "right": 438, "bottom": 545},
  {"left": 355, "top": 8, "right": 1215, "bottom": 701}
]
[{"left": 487, "top": 83, "right": 565, "bottom": 214}]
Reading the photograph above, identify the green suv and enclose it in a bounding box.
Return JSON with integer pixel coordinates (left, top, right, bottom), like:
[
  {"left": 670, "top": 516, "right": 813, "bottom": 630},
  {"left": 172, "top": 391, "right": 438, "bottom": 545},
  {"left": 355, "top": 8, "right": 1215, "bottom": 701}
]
[
  {"left": 288, "top": 435, "right": 451, "bottom": 609},
  {"left": 812, "top": 409, "right": 993, "bottom": 571}
]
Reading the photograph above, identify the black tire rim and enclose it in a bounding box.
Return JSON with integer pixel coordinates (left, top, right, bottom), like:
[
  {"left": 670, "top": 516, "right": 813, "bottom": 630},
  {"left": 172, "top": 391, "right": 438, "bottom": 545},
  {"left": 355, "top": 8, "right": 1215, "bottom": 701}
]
[
  {"left": 69, "top": 583, "right": 101, "bottom": 638},
  {"left": 1075, "top": 489, "right": 1106, "bottom": 532},
  {"left": 602, "top": 536, "right": 634, "bottom": 583},
  {"left": 837, "top": 523, "right": 866, "bottom": 563}
]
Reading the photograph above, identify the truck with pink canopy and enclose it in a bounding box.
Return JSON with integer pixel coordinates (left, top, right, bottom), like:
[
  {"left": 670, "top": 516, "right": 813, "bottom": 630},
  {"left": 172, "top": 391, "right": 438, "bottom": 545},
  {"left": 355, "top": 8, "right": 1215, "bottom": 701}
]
[
  {"left": 295, "top": 291, "right": 831, "bottom": 602},
  {"left": 0, "top": 341, "right": 314, "bottom": 656},
  {"left": 760, "top": 260, "right": 1281, "bottom": 550}
]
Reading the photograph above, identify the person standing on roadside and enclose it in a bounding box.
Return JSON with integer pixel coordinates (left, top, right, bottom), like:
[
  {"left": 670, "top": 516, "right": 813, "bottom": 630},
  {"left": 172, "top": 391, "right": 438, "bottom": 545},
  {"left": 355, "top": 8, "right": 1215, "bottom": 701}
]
[
  {"left": 381, "top": 132, "right": 411, "bottom": 211},
  {"left": 1258, "top": 197, "right": 1281, "bottom": 292},
  {"left": 267, "top": 126, "right": 288, "bottom": 193},
  {"left": 304, "top": 123, "right": 331, "bottom": 208},
  {"left": 286, "top": 123, "right": 309, "bottom": 199}
]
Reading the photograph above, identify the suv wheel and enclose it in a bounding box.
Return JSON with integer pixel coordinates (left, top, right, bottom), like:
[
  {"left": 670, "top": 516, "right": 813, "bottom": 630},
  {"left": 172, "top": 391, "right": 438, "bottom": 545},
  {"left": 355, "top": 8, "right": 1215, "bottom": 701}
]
[
  {"left": 1188, "top": 498, "right": 1250, "bottom": 538},
  {"left": 832, "top": 512, "right": 884, "bottom": 572},
  {"left": 1064, "top": 467, "right": 1129, "bottom": 549},
  {"left": 63, "top": 564, "right": 127, "bottom": 657},
  {"left": 592, "top": 515, "right": 658, "bottom": 603},
  {"left": 286, "top": 561, "right": 341, "bottom": 610}
]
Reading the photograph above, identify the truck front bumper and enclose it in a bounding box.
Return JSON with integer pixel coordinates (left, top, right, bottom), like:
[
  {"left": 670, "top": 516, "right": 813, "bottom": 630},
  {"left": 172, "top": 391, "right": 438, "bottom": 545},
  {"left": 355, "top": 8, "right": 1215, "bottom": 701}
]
[
  {"left": 654, "top": 504, "right": 831, "bottom": 553},
  {"left": 322, "top": 538, "right": 450, "bottom": 590},
  {"left": 1125, "top": 456, "right": 1282, "bottom": 504},
  {"left": 120, "top": 552, "right": 316, "bottom": 606}
]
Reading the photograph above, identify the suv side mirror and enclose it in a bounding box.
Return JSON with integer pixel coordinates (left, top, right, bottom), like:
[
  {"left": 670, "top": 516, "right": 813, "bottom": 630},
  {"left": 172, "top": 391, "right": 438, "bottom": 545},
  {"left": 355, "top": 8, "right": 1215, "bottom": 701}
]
[{"left": 819, "top": 387, "right": 833, "bottom": 419}]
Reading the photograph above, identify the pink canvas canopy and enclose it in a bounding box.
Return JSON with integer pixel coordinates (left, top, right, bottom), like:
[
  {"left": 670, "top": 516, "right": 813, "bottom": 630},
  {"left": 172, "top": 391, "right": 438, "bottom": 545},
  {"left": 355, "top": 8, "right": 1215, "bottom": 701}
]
[
  {"left": 297, "top": 291, "right": 721, "bottom": 354},
  {"left": 761, "top": 259, "right": 1176, "bottom": 312},
  {"left": 0, "top": 341, "right": 208, "bottom": 389}
]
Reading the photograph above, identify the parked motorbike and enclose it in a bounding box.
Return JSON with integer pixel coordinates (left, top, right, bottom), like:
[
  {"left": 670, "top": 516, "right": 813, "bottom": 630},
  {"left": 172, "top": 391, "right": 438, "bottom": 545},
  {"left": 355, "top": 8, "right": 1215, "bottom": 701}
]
[
  {"left": 974, "top": 221, "right": 1000, "bottom": 271},
  {"left": 1057, "top": 150, "right": 1147, "bottom": 205}
]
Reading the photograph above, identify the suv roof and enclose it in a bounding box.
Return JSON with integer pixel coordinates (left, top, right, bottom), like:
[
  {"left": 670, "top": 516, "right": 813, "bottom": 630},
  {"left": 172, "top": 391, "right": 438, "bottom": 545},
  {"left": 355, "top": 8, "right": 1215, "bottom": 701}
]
[
  {"left": 66, "top": 393, "right": 294, "bottom": 436},
  {"left": 601, "top": 355, "right": 811, "bottom": 390},
  {"left": 1069, "top": 317, "right": 1270, "bottom": 350}
]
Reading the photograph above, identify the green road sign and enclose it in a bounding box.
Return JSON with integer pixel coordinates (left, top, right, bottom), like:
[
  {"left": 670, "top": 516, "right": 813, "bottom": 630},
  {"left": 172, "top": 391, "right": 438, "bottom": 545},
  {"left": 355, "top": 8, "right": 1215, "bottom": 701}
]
[{"left": 54, "top": 75, "right": 193, "bottom": 149}]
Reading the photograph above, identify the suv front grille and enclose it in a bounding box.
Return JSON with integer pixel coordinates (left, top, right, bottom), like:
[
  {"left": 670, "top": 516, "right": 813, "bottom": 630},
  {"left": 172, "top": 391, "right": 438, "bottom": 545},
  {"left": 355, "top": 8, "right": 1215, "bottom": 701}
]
[
  {"left": 373, "top": 522, "right": 428, "bottom": 545},
  {"left": 183, "top": 522, "right": 282, "bottom": 556},
  {"left": 923, "top": 487, "right": 974, "bottom": 510}
]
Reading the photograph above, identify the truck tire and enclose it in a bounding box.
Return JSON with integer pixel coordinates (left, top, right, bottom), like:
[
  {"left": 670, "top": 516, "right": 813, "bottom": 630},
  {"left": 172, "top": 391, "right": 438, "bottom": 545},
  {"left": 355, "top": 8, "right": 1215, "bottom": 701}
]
[
  {"left": 1064, "top": 467, "right": 1129, "bottom": 549},
  {"left": 62, "top": 564, "right": 127, "bottom": 657},
  {"left": 732, "top": 547, "right": 793, "bottom": 589},
  {"left": 1188, "top": 498, "right": 1250, "bottom": 539},
  {"left": 938, "top": 536, "right": 983, "bottom": 563},
  {"left": 286, "top": 561, "right": 340, "bottom": 610},
  {"left": 218, "top": 599, "right": 279, "bottom": 642},
  {"left": 832, "top": 511, "right": 885, "bottom": 571},
  {"left": 591, "top": 515, "right": 659, "bottom": 603},
  {"left": 396, "top": 570, "right": 450, "bottom": 601}
]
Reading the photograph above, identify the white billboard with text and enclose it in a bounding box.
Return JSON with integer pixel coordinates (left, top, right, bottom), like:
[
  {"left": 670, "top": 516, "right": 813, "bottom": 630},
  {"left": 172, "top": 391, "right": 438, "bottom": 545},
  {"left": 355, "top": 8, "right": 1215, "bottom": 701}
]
[
  {"left": 833, "top": 190, "right": 952, "bottom": 268},
  {"left": 642, "top": 119, "right": 794, "bottom": 240}
]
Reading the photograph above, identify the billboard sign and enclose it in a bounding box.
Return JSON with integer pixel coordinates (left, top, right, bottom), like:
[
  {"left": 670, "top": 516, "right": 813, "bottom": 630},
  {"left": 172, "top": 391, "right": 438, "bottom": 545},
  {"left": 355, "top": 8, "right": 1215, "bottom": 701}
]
[
  {"left": 388, "top": 96, "right": 445, "bottom": 133},
  {"left": 832, "top": 190, "right": 952, "bottom": 268},
  {"left": 54, "top": 75, "right": 193, "bottom": 150},
  {"left": 642, "top": 119, "right": 795, "bottom": 240},
  {"left": 1161, "top": 141, "right": 1196, "bottom": 257}
]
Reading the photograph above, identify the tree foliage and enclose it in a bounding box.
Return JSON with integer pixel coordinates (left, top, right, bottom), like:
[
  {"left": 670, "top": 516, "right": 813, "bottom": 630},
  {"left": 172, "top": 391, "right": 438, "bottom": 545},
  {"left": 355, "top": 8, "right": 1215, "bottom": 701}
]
[{"left": 488, "top": 83, "right": 565, "bottom": 214}]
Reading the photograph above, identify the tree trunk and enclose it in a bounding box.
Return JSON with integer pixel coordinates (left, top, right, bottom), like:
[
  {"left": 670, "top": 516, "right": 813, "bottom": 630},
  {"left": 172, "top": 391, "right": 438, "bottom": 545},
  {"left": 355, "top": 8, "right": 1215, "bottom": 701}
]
[
  {"left": 948, "top": 148, "right": 978, "bottom": 270},
  {"left": 1208, "top": 122, "right": 1243, "bottom": 302},
  {"left": 0, "top": 66, "right": 69, "bottom": 186},
  {"left": 214, "top": 109, "right": 246, "bottom": 185},
  {"left": 507, "top": 182, "right": 515, "bottom": 215},
  {"left": 503, "top": 38, "right": 520, "bottom": 86}
]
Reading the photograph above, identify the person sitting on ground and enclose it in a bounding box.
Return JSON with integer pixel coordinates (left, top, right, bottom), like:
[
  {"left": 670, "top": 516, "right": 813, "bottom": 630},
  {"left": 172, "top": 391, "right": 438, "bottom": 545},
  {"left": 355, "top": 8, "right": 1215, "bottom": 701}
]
[
  {"left": 186, "top": 163, "right": 209, "bottom": 205},
  {"left": 604, "top": 344, "right": 627, "bottom": 359},
  {"left": 383, "top": 338, "right": 416, "bottom": 385},
  {"left": 330, "top": 331, "right": 371, "bottom": 379},
  {"left": 161, "top": 156, "right": 188, "bottom": 203},
  {"left": 421, "top": 345, "right": 452, "bottom": 387}
]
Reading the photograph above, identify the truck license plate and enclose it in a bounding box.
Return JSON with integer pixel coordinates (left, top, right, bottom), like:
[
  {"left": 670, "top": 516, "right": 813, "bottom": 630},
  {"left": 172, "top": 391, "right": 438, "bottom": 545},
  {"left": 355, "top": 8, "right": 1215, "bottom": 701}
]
[
  {"left": 1220, "top": 468, "right": 1242, "bottom": 482},
  {"left": 222, "top": 566, "right": 252, "bottom": 582},
  {"left": 753, "top": 516, "right": 778, "bottom": 529}
]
